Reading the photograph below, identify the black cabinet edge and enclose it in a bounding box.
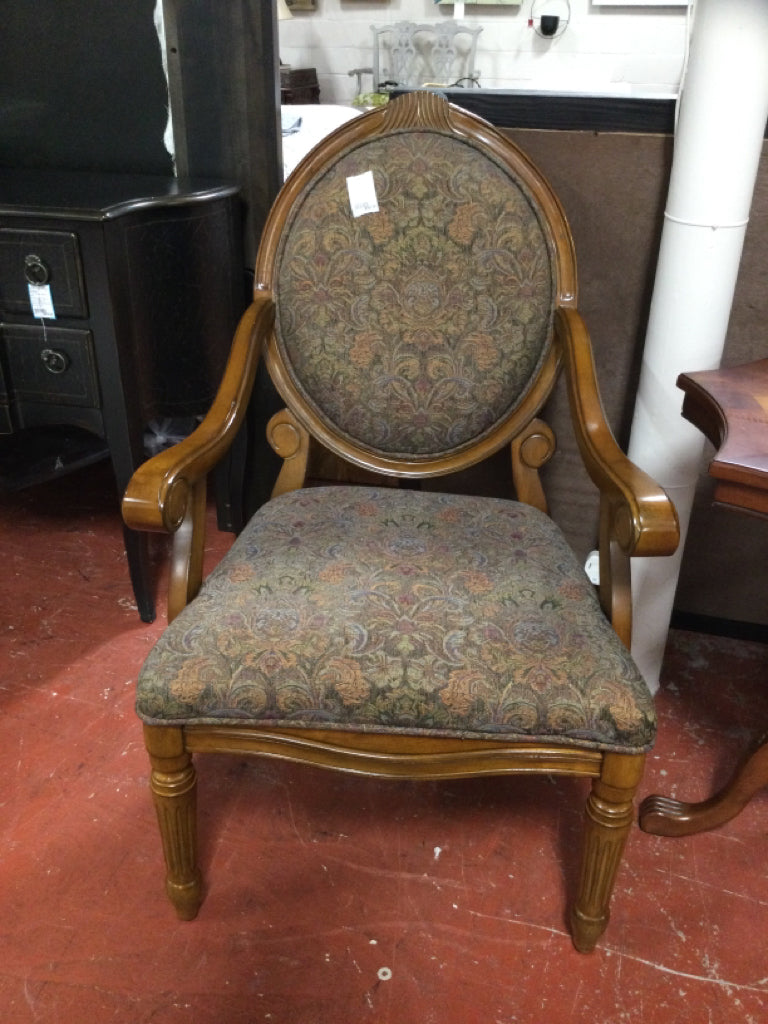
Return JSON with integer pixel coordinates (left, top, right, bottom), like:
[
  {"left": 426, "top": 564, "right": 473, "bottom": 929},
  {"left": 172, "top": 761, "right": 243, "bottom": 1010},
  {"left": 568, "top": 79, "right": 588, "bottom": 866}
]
[
  {"left": 0, "top": 171, "right": 239, "bottom": 221},
  {"left": 395, "top": 88, "right": 678, "bottom": 134}
]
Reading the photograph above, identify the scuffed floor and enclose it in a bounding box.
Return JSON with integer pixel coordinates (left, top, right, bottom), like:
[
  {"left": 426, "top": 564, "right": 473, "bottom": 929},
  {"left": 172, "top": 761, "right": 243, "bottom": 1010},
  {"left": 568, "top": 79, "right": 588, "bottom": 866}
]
[{"left": 1, "top": 463, "right": 767, "bottom": 1023}]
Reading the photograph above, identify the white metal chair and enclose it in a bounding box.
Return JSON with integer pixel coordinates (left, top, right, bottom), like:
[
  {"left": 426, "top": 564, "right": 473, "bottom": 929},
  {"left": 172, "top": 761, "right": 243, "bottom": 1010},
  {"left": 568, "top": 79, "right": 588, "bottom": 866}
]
[{"left": 350, "top": 21, "right": 482, "bottom": 98}]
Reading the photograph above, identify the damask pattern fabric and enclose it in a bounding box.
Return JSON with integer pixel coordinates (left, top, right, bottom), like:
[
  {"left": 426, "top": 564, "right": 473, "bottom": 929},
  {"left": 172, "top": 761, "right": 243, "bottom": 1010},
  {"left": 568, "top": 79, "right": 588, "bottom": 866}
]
[
  {"left": 137, "top": 488, "right": 655, "bottom": 754},
  {"left": 274, "top": 131, "right": 555, "bottom": 459}
]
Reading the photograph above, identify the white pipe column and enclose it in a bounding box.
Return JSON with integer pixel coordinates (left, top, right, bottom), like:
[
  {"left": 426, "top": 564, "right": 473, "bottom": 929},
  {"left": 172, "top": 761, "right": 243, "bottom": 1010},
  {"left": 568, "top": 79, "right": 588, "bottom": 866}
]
[
  {"left": 627, "top": 0, "right": 768, "bottom": 691},
  {"left": 153, "top": 0, "right": 175, "bottom": 164}
]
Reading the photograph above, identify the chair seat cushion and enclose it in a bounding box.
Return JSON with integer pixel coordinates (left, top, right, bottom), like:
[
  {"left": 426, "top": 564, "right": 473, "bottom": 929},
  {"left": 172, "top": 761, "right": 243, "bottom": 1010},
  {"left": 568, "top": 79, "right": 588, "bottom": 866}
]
[{"left": 137, "top": 487, "right": 655, "bottom": 753}]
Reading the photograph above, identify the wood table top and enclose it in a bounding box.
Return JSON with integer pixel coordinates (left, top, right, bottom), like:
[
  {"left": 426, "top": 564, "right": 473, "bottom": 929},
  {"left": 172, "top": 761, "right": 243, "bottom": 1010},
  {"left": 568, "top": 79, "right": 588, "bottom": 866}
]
[{"left": 678, "top": 358, "right": 768, "bottom": 516}]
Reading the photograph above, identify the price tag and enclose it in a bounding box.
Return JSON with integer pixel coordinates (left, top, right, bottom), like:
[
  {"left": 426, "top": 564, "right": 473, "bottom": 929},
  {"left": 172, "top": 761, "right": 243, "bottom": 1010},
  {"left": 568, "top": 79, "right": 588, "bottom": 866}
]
[
  {"left": 347, "top": 171, "right": 379, "bottom": 218},
  {"left": 28, "top": 283, "right": 56, "bottom": 319}
]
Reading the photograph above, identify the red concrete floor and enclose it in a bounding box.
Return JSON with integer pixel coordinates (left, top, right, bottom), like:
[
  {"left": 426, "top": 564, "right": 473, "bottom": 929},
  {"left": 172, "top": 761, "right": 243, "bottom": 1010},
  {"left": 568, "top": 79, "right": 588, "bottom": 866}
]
[{"left": 2, "top": 461, "right": 768, "bottom": 1023}]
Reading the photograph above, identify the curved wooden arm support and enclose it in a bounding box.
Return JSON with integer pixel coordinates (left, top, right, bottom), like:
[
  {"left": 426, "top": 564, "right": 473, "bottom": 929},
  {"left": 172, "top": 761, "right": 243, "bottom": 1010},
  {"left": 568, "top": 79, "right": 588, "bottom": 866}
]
[
  {"left": 510, "top": 417, "right": 556, "bottom": 514},
  {"left": 122, "top": 293, "right": 275, "bottom": 535},
  {"left": 555, "top": 308, "right": 679, "bottom": 560},
  {"left": 267, "top": 408, "right": 311, "bottom": 498},
  {"left": 167, "top": 478, "right": 208, "bottom": 622},
  {"left": 598, "top": 495, "right": 633, "bottom": 647}
]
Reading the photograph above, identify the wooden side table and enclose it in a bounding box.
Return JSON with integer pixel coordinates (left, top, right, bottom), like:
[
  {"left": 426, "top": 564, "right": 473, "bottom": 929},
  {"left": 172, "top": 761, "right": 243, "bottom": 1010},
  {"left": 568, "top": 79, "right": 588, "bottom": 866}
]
[{"left": 640, "top": 358, "right": 768, "bottom": 836}]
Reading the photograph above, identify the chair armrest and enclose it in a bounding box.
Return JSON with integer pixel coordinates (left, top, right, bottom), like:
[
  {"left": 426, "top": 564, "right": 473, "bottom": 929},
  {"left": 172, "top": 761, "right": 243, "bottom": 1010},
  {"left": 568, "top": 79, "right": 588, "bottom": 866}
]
[
  {"left": 122, "top": 291, "right": 275, "bottom": 534},
  {"left": 555, "top": 307, "right": 679, "bottom": 558}
]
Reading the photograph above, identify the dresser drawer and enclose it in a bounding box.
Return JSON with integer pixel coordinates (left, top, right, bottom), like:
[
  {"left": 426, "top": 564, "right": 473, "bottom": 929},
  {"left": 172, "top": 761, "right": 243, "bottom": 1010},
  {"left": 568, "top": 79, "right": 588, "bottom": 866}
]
[
  {"left": 1, "top": 324, "right": 99, "bottom": 409},
  {"left": 0, "top": 229, "right": 88, "bottom": 318}
]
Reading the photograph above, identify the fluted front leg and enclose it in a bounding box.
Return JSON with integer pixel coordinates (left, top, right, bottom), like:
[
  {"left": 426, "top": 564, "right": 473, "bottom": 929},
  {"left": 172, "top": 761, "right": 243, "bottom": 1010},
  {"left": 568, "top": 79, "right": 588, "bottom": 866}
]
[
  {"left": 144, "top": 725, "right": 203, "bottom": 921},
  {"left": 571, "top": 752, "right": 645, "bottom": 953}
]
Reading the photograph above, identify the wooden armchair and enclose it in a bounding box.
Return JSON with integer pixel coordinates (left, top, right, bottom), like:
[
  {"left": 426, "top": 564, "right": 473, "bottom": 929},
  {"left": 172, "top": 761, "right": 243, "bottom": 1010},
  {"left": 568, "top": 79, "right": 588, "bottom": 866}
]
[{"left": 122, "top": 91, "right": 678, "bottom": 953}]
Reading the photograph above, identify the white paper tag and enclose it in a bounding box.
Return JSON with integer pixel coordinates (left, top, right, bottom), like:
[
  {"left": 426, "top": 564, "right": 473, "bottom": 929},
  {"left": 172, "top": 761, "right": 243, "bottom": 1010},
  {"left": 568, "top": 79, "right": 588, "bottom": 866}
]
[
  {"left": 347, "top": 170, "right": 379, "bottom": 218},
  {"left": 28, "top": 283, "right": 56, "bottom": 319}
]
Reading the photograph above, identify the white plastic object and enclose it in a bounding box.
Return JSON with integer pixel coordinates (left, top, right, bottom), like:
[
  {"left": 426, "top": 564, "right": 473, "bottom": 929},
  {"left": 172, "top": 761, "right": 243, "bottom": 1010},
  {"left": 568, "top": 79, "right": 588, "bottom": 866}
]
[
  {"left": 626, "top": 0, "right": 768, "bottom": 692},
  {"left": 584, "top": 550, "right": 600, "bottom": 586}
]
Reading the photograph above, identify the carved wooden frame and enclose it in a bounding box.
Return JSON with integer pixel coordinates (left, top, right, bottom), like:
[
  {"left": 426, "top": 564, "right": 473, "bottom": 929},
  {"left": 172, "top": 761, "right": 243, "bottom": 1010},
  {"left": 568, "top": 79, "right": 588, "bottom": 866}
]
[{"left": 123, "top": 91, "right": 679, "bottom": 953}]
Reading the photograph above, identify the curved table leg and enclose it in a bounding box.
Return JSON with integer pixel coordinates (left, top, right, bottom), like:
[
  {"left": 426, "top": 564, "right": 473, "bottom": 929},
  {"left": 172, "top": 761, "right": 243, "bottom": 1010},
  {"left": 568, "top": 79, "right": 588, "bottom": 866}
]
[{"left": 639, "top": 733, "right": 768, "bottom": 837}]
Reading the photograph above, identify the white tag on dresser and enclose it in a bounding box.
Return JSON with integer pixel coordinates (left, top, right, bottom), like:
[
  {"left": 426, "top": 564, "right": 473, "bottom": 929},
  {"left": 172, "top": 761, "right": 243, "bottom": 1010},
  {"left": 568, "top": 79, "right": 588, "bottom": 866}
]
[{"left": 28, "top": 283, "right": 56, "bottom": 319}]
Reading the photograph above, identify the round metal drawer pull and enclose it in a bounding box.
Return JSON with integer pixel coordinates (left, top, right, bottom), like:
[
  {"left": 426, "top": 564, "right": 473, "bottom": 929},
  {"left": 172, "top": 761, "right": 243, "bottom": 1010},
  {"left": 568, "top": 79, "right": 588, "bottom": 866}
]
[
  {"left": 24, "top": 254, "right": 51, "bottom": 286},
  {"left": 40, "top": 348, "right": 69, "bottom": 374}
]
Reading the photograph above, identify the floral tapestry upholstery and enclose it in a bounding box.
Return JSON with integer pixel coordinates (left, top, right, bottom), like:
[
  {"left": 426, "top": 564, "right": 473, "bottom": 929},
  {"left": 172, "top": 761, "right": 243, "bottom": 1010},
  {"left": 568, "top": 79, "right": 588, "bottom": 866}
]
[
  {"left": 273, "top": 131, "right": 555, "bottom": 459},
  {"left": 137, "top": 488, "right": 655, "bottom": 754}
]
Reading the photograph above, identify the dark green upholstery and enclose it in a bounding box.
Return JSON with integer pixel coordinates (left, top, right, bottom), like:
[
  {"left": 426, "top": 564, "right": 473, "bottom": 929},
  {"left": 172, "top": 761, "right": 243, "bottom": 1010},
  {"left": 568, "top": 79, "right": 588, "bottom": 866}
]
[
  {"left": 275, "top": 130, "right": 555, "bottom": 459},
  {"left": 137, "top": 487, "right": 655, "bottom": 753}
]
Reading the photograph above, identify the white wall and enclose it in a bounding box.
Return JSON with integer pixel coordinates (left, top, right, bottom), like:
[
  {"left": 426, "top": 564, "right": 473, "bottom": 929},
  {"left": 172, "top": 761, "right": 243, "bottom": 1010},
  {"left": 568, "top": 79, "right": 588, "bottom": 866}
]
[{"left": 279, "top": 0, "right": 689, "bottom": 104}]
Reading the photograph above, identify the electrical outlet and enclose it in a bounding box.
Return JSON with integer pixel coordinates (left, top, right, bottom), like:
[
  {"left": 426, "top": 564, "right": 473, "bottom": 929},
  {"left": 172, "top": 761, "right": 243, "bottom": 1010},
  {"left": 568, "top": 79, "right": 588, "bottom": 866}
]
[{"left": 584, "top": 550, "right": 600, "bottom": 586}]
